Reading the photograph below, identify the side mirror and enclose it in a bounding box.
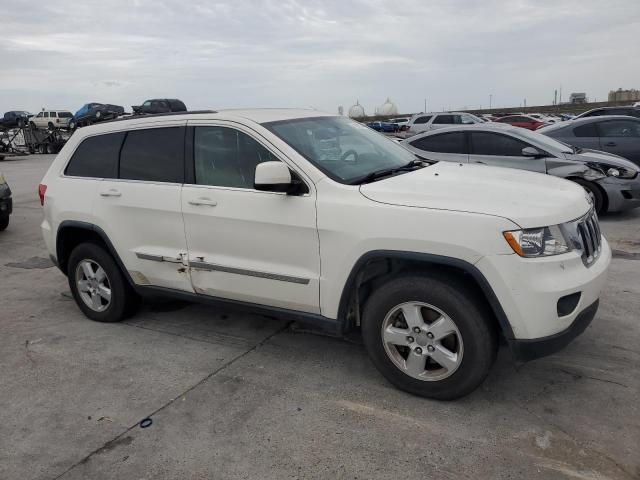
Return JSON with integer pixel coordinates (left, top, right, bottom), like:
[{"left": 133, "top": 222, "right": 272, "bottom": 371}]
[
  {"left": 522, "top": 146, "right": 543, "bottom": 158},
  {"left": 254, "top": 161, "right": 294, "bottom": 193}
]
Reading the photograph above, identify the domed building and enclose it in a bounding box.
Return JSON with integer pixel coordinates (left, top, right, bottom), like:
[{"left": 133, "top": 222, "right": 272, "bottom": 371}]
[
  {"left": 348, "top": 101, "right": 366, "bottom": 119},
  {"left": 377, "top": 98, "right": 398, "bottom": 116}
]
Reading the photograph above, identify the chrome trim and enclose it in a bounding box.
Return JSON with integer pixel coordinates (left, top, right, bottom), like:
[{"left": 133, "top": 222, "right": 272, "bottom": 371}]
[
  {"left": 561, "top": 209, "right": 602, "bottom": 267},
  {"left": 135, "top": 252, "right": 184, "bottom": 263},
  {"left": 189, "top": 260, "right": 310, "bottom": 285}
]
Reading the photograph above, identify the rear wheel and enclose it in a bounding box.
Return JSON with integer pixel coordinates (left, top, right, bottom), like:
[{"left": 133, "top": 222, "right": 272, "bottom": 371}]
[
  {"left": 47, "top": 122, "right": 54, "bottom": 130},
  {"left": 67, "top": 243, "right": 139, "bottom": 322},
  {"left": 361, "top": 275, "right": 497, "bottom": 400},
  {"left": 571, "top": 178, "right": 605, "bottom": 214},
  {"left": 0, "top": 214, "right": 9, "bottom": 231}
]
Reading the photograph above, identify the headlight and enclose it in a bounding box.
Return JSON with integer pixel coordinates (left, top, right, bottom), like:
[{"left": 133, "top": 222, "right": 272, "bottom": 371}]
[
  {"left": 0, "top": 173, "right": 5, "bottom": 185},
  {"left": 605, "top": 166, "right": 637, "bottom": 179},
  {"left": 503, "top": 225, "right": 571, "bottom": 257}
]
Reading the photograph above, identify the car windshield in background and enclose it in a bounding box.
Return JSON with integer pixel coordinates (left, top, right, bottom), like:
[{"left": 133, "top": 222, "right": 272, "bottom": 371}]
[
  {"left": 516, "top": 128, "right": 574, "bottom": 153},
  {"left": 264, "top": 116, "right": 417, "bottom": 184}
]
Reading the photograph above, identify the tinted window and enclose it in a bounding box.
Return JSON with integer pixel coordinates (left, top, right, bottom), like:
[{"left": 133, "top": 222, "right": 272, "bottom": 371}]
[
  {"left": 194, "top": 126, "right": 279, "bottom": 188},
  {"left": 65, "top": 132, "right": 124, "bottom": 178},
  {"left": 574, "top": 123, "right": 598, "bottom": 137},
  {"left": 413, "top": 116, "right": 432, "bottom": 124},
  {"left": 410, "top": 132, "right": 466, "bottom": 154},
  {"left": 459, "top": 114, "right": 476, "bottom": 125},
  {"left": 58, "top": 112, "right": 73, "bottom": 118},
  {"left": 433, "top": 115, "right": 455, "bottom": 124},
  {"left": 43, "top": 112, "right": 49, "bottom": 118},
  {"left": 119, "top": 127, "right": 184, "bottom": 183},
  {"left": 470, "top": 132, "right": 528, "bottom": 156},
  {"left": 598, "top": 120, "right": 640, "bottom": 137}
]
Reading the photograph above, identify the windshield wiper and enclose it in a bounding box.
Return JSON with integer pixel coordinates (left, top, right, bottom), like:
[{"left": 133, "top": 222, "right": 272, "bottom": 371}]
[{"left": 349, "top": 159, "right": 426, "bottom": 185}]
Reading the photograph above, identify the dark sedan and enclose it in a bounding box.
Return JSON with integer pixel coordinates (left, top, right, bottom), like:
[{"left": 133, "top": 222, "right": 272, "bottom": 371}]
[
  {"left": 366, "top": 121, "right": 398, "bottom": 132},
  {"left": 132, "top": 98, "right": 187, "bottom": 115},
  {"left": 0, "top": 111, "right": 32, "bottom": 130},
  {"left": 539, "top": 116, "right": 640, "bottom": 166},
  {"left": 71, "top": 103, "right": 125, "bottom": 129}
]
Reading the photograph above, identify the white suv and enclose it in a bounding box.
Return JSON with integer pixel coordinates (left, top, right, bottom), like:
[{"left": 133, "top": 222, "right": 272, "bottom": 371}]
[
  {"left": 30, "top": 110, "right": 73, "bottom": 130},
  {"left": 406, "top": 112, "right": 483, "bottom": 135},
  {"left": 39, "top": 109, "right": 611, "bottom": 400}
]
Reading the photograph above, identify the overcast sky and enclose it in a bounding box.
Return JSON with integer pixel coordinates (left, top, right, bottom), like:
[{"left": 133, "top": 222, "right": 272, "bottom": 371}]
[{"left": 1, "top": 0, "right": 639, "bottom": 115}]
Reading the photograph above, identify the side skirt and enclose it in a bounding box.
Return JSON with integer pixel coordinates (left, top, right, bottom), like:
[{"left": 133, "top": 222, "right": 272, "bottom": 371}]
[{"left": 134, "top": 285, "right": 341, "bottom": 335}]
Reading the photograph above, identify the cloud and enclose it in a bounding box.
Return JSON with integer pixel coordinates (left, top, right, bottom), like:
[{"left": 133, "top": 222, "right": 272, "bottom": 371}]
[{"left": 0, "top": 0, "right": 639, "bottom": 114}]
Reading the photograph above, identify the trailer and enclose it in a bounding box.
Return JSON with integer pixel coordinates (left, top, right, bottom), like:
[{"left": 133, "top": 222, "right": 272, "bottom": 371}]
[{"left": 0, "top": 125, "right": 71, "bottom": 159}]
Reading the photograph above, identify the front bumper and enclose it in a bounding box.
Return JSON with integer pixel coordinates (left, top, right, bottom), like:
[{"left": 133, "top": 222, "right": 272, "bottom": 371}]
[
  {"left": 510, "top": 300, "right": 599, "bottom": 362},
  {"left": 598, "top": 174, "right": 640, "bottom": 212},
  {"left": 0, "top": 192, "right": 12, "bottom": 217},
  {"left": 476, "top": 237, "right": 611, "bottom": 359}
]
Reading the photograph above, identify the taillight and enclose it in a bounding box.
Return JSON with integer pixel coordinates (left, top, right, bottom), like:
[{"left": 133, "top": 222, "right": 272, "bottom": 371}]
[{"left": 38, "top": 184, "right": 47, "bottom": 206}]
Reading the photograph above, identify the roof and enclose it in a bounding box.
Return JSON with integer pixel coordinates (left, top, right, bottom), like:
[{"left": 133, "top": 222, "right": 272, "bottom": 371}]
[
  {"left": 219, "top": 108, "right": 335, "bottom": 124},
  {"left": 538, "top": 115, "right": 640, "bottom": 133}
]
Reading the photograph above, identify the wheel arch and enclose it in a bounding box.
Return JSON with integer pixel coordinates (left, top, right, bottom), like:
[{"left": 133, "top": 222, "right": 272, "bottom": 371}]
[
  {"left": 566, "top": 176, "right": 608, "bottom": 213},
  {"left": 337, "top": 250, "right": 515, "bottom": 340},
  {"left": 56, "top": 221, "right": 135, "bottom": 287}
]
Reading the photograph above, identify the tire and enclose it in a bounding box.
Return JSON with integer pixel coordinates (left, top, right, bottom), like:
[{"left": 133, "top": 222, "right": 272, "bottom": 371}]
[
  {"left": 38, "top": 145, "right": 46, "bottom": 154},
  {"left": 17, "top": 119, "right": 25, "bottom": 128},
  {"left": 571, "top": 178, "right": 605, "bottom": 214},
  {"left": 47, "top": 122, "right": 54, "bottom": 130},
  {"left": 0, "top": 214, "right": 9, "bottom": 231},
  {"left": 29, "top": 121, "right": 36, "bottom": 129},
  {"left": 46, "top": 144, "right": 56, "bottom": 154},
  {"left": 67, "top": 243, "right": 139, "bottom": 322},
  {"left": 361, "top": 274, "right": 498, "bottom": 400}
]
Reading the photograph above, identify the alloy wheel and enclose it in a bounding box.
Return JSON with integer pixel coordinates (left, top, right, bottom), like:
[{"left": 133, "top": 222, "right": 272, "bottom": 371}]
[
  {"left": 381, "top": 301, "right": 464, "bottom": 381},
  {"left": 75, "top": 259, "right": 112, "bottom": 312}
]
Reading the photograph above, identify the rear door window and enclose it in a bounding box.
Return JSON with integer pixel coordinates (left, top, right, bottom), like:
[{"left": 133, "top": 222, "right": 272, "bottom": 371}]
[
  {"left": 470, "top": 132, "right": 528, "bottom": 156},
  {"left": 410, "top": 132, "right": 467, "bottom": 153},
  {"left": 65, "top": 132, "right": 125, "bottom": 178},
  {"left": 119, "top": 127, "right": 185, "bottom": 183},
  {"left": 433, "top": 115, "right": 455, "bottom": 124},
  {"left": 598, "top": 120, "right": 640, "bottom": 137},
  {"left": 413, "top": 116, "right": 432, "bottom": 124}
]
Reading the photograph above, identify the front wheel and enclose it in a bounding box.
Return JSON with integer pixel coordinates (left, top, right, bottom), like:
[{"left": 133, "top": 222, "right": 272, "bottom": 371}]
[
  {"left": 67, "top": 243, "right": 139, "bottom": 322},
  {"left": 0, "top": 214, "right": 9, "bottom": 231},
  {"left": 571, "top": 178, "right": 605, "bottom": 214},
  {"left": 361, "top": 275, "right": 497, "bottom": 400}
]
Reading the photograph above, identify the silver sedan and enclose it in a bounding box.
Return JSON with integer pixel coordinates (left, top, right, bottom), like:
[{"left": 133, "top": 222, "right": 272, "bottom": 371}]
[{"left": 400, "top": 123, "right": 640, "bottom": 214}]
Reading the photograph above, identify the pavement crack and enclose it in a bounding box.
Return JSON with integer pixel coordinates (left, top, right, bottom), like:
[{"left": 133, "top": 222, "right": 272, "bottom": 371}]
[
  {"left": 557, "top": 368, "right": 629, "bottom": 388},
  {"left": 121, "top": 321, "right": 253, "bottom": 348},
  {"left": 51, "top": 320, "right": 292, "bottom": 479}
]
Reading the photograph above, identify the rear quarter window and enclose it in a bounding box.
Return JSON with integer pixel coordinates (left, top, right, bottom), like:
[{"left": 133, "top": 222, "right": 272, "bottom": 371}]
[
  {"left": 573, "top": 123, "right": 598, "bottom": 137},
  {"left": 65, "top": 132, "right": 125, "bottom": 178},
  {"left": 410, "top": 132, "right": 467, "bottom": 154}
]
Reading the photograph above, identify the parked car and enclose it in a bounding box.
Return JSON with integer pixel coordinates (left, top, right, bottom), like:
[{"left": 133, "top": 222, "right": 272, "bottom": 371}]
[
  {"left": 390, "top": 117, "right": 410, "bottom": 129},
  {"left": 30, "top": 110, "right": 73, "bottom": 130},
  {"left": 0, "top": 171, "right": 12, "bottom": 231},
  {"left": 132, "top": 98, "right": 186, "bottom": 115},
  {"left": 400, "top": 123, "right": 640, "bottom": 214},
  {"left": 575, "top": 106, "right": 640, "bottom": 119},
  {"left": 40, "top": 109, "right": 610, "bottom": 400},
  {"left": 405, "top": 112, "right": 483, "bottom": 135},
  {"left": 494, "top": 115, "right": 545, "bottom": 130},
  {"left": 539, "top": 116, "right": 640, "bottom": 166},
  {"left": 366, "top": 121, "right": 398, "bottom": 132},
  {"left": 0, "top": 111, "right": 32, "bottom": 130},
  {"left": 70, "top": 103, "right": 125, "bottom": 129}
]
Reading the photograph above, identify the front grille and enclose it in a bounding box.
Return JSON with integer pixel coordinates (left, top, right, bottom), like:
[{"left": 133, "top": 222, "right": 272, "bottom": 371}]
[{"left": 576, "top": 210, "right": 602, "bottom": 265}]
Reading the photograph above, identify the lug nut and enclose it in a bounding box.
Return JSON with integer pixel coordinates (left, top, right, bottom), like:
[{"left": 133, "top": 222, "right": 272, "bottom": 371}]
[
  {"left": 427, "top": 332, "right": 434, "bottom": 339},
  {"left": 406, "top": 336, "right": 414, "bottom": 343},
  {"left": 413, "top": 327, "right": 421, "bottom": 333},
  {"left": 427, "top": 345, "right": 435, "bottom": 352},
  {"left": 415, "top": 347, "right": 423, "bottom": 354}
]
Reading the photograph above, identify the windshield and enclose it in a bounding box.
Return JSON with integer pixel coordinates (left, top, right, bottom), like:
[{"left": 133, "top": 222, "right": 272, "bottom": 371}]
[
  {"left": 264, "top": 116, "right": 417, "bottom": 184},
  {"left": 515, "top": 127, "right": 574, "bottom": 154}
]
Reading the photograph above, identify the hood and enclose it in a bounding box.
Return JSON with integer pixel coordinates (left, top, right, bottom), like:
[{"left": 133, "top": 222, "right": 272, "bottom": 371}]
[
  {"left": 569, "top": 149, "right": 640, "bottom": 171},
  {"left": 359, "top": 162, "right": 590, "bottom": 228}
]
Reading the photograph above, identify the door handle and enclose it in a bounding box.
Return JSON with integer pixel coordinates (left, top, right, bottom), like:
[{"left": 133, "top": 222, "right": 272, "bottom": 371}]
[
  {"left": 604, "top": 142, "right": 617, "bottom": 147},
  {"left": 188, "top": 197, "right": 217, "bottom": 207},
  {"left": 100, "top": 189, "right": 121, "bottom": 197}
]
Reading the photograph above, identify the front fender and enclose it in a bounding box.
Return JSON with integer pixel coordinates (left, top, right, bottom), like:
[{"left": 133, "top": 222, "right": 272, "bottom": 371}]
[{"left": 547, "top": 160, "right": 605, "bottom": 181}]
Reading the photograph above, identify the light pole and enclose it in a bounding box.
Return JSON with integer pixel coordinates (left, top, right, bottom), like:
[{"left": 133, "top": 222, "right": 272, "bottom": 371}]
[{"left": 489, "top": 94, "right": 492, "bottom": 110}]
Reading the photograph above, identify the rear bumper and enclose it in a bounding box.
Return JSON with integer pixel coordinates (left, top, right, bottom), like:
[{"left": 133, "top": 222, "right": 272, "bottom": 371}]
[{"left": 509, "top": 299, "right": 599, "bottom": 362}]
